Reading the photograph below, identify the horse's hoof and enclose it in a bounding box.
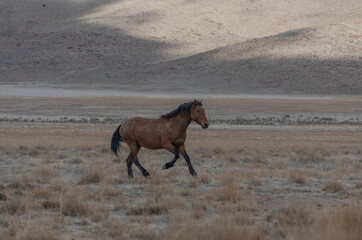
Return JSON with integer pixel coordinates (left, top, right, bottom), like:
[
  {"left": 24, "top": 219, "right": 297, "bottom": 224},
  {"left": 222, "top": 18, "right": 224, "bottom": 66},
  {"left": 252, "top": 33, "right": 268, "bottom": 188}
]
[
  {"left": 145, "top": 175, "right": 151, "bottom": 179},
  {"left": 162, "top": 165, "right": 166, "bottom": 170}
]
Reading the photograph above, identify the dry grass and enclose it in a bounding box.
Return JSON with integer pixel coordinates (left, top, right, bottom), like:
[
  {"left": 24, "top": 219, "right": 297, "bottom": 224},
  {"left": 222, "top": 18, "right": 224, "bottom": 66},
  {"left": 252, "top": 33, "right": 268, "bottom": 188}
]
[
  {"left": 248, "top": 175, "right": 262, "bottom": 187},
  {"left": 288, "top": 168, "right": 308, "bottom": 184},
  {"left": 191, "top": 198, "right": 207, "bottom": 219},
  {"left": 61, "top": 186, "right": 96, "bottom": 218},
  {"left": 301, "top": 206, "right": 362, "bottom": 240},
  {"left": 93, "top": 183, "right": 123, "bottom": 201},
  {"left": 126, "top": 192, "right": 183, "bottom": 217},
  {"left": 324, "top": 180, "right": 345, "bottom": 193},
  {"left": 291, "top": 147, "right": 325, "bottom": 163},
  {"left": 9, "top": 174, "right": 35, "bottom": 190},
  {"left": 252, "top": 149, "right": 268, "bottom": 164},
  {"left": 0, "top": 193, "right": 10, "bottom": 201},
  {"left": 215, "top": 175, "right": 242, "bottom": 203},
  {"left": 126, "top": 205, "right": 168, "bottom": 216},
  {"left": 78, "top": 166, "right": 105, "bottom": 184},
  {"left": 0, "top": 122, "right": 361, "bottom": 239},
  {"left": 213, "top": 146, "right": 225, "bottom": 155},
  {"left": 62, "top": 195, "right": 93, "bottom": 217},
  {"left": 32, "top": 167, "right": 58, "bottom": 184},
  {"left": 163, "top": 217, "right": 265, "bottom": 240},
  {"left": 0, "top": 199, "right": 26, "bottom": 215},
  {"left": 18, "top": 228, "right": 59, "bottom": 240},
  {"left": 33, "top": 186, "right": 54, "bottom": 199},
  {"left": 41, "top": 200, "right": 60, "bottom": 210},
  {"left": 0, "top": 217, "right": 61, "bottom": 240},
  {"left": 267, "top": 207, "right": 313, "bottom": 228},
  {"left": 106, "top": 219, "right": 131, "bottom": 239}
]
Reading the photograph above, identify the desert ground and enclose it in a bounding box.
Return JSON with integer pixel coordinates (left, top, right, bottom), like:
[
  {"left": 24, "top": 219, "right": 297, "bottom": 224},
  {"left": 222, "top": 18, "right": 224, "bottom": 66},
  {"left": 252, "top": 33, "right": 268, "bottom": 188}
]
[
  {"left": 1, "top": 0, "right": 362, "bottom": 239},
  {"left": 0, "top": 96, "right": 361, "bottom": 239}
]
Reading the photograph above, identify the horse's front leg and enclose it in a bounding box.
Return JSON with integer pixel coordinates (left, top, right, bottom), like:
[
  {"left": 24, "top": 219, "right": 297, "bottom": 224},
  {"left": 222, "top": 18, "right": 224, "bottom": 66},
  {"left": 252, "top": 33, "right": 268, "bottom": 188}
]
[
  {"left": 162, "top": 148, "right": 180, "bottom": 170},
  {"left": 161, "top": 141, "right": 179, "bottom": 170},
  {"left": 177, "top": 144, "right": 197, "bottom": 176}
]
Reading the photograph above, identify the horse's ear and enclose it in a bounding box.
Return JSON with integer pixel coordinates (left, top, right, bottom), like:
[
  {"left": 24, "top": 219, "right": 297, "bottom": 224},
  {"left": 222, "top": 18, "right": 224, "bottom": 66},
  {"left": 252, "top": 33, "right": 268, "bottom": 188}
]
[
  {"left": 200, "top": 99, "right": 202, "bottom": 104},
  {"left": 192, "top": 99, "right": 197, "bottom": 109}
]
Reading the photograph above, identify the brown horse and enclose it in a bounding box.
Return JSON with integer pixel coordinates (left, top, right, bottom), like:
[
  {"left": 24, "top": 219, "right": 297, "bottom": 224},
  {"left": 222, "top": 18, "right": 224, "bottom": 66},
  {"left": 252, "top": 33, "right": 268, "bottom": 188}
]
[{"left": 111, "top": 100, "right": 209, "bottom": 178}]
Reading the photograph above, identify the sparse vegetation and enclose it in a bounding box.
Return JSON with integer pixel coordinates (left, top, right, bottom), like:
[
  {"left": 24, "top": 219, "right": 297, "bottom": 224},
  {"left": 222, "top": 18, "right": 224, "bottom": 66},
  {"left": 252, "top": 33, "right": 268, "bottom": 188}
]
[
  {"left": 304, "top": 206, "right": 362, "bottom": 240},
  {"left": 215, "top": 175, "right": 242, "bottom": 203},
  {"left": 0, "top": 199, "right": 26, "bottom": 215},
  {"left": 62, "top": 195, "right": 93, "bottom": 217},
  {"left": 163, "top": 217, "right": 265, "bottom": 240},
  {"left": 126, "top": 205, "right": 168, "bottom": 216},
  {"left": 288, "top": 168, "right": 308, "bottom": 184},
  {"left": 78, "top": 166, "right": 105, "bottom": 185},
  {"left": 324, "top": 180, "right": 345, "bottom": 193},
  {"left": 267, "top": 207, "right": 313, "bottom": 228},
  {"left": 0, "top": 121, "right": 361, "bottom": 239}
]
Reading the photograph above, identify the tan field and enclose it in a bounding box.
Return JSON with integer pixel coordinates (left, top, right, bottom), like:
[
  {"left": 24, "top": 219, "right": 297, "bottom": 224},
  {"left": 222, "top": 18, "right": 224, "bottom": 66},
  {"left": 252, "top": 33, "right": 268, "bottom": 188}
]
[{"left": 0, "top": 96, "right": 361, "bottom": 239}]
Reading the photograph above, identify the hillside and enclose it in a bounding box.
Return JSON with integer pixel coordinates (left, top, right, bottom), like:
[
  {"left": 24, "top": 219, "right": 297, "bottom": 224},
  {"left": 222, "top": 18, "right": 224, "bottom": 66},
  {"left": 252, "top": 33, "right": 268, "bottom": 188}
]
[{"left": 1, "top": 0, "right": 361, "bottom": 94}]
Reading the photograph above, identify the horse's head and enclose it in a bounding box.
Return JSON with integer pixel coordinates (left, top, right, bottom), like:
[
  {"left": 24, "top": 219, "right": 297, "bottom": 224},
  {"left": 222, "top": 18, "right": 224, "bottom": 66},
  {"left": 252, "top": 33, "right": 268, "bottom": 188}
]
[{"left": 190, "top": 99, "right": 209, "bottom": 129}]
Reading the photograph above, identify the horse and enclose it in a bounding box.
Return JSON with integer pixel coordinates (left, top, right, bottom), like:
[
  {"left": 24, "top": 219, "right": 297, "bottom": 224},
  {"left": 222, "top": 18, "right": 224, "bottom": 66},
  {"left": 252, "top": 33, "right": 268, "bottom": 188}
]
[{"left": 111, "top": 100, "right": 209, "bottom": 178}]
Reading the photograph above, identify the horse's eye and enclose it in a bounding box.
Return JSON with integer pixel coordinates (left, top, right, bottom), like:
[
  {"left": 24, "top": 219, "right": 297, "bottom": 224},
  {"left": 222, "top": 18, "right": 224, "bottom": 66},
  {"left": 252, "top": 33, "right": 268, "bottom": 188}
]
[{"left": 196, "top": 110, "right": 199, "bottom": 113}]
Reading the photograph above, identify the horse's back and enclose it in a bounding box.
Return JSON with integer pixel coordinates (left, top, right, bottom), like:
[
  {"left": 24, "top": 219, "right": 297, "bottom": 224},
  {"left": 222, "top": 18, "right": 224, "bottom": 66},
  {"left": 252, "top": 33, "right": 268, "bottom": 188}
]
[{"left": 120, "top": 117, "right": 165, "bottom": 149}]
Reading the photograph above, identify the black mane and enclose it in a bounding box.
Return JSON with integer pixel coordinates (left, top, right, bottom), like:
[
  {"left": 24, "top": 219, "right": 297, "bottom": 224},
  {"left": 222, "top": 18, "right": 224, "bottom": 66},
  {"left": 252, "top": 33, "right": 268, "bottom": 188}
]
[{"left": 161, "top": 101, "right": 202, "bottom": 119}]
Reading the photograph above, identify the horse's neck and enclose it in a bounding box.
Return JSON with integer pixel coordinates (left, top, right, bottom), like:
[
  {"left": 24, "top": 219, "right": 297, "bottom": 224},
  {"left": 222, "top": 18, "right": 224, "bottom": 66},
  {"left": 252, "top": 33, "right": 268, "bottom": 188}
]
[{"left": 169, "top": 112, "right": 192, "bottom": 133}]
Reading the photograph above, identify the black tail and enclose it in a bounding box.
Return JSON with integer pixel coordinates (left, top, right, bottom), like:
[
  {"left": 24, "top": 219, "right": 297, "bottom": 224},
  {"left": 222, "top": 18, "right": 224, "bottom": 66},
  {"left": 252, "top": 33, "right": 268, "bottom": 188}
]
[{"left": 111, "top": 124, "right": 123, "bottom": 156}]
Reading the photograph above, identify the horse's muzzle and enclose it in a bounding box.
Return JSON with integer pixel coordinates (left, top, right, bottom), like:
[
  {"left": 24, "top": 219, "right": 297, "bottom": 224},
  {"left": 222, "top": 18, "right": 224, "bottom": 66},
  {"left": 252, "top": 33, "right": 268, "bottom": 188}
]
[{"left": 202, "top": 123, "right": 209, "bottom": 129}]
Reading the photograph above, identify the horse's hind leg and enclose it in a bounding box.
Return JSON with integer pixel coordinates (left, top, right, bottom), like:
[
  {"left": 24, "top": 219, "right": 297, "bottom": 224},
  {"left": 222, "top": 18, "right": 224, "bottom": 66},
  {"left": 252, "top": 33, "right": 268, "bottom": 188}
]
[
  {"left": 126, "top": 144, "right": 141, "bottom": 178},
  {"left": 126, "top": 154, "right": 133, "bottom": 178},
  {"left": 132, "top": 154, "right": 150, "bottom": 177},
  {"left": 130, "top": 144, "right": 150, "bottom": 178}
]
